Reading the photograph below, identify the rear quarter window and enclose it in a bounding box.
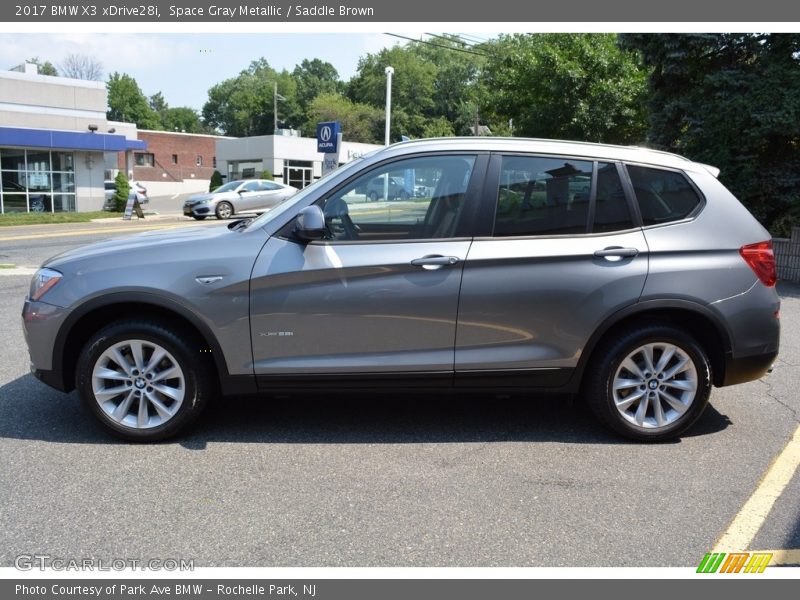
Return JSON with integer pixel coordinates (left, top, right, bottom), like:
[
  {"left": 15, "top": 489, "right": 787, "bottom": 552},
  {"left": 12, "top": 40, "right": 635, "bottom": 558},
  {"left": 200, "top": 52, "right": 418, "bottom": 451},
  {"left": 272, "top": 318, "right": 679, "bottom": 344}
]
[{"left": 626, "top": 165, "right": 703, "bottom": 226}]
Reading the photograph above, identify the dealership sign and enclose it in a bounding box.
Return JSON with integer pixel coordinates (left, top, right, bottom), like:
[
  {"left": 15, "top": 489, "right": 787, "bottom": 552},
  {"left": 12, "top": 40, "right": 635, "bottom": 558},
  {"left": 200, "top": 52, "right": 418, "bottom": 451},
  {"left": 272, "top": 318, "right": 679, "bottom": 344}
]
[{"left": 316, "top": 121, "right": 341, "bottom": 153}]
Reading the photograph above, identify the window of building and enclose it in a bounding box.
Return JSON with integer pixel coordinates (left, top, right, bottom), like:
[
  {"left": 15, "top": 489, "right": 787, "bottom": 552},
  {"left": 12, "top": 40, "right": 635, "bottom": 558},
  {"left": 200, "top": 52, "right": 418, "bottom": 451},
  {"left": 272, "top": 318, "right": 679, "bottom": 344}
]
[
  {"left": 626, "top": 165, "right": 703, "bottom": 226},
  {"left": 494, "top": 156, "right": 592, "bottom": 237},
  {"left": 196, "top": 155, "right": 203, "bottom": 167},
  {"left": 134, "top": 152, "right": 154, "bottom": 167},
  {"left": 171, "top": 154, "right": 178, "bottom": 165},
  {"left": 314, "top": 155, "right": 476, "bottom": 242},
  {"left": 0, "top": 149, "right": 76, "bottom": 213},
  {"left": 212, "top": 156, "right": 217, "bottom": 169}
]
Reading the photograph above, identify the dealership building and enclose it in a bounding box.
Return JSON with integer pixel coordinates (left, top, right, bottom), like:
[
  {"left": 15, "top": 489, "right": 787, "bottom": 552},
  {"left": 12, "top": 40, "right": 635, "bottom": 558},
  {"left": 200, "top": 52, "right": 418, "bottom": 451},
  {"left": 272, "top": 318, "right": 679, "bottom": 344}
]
[
  {"left": 0, "top": 63, "right": 144, "bottom": 213},
  {"left": 1, "top": 63, "right": 382, "bottom": 213}
]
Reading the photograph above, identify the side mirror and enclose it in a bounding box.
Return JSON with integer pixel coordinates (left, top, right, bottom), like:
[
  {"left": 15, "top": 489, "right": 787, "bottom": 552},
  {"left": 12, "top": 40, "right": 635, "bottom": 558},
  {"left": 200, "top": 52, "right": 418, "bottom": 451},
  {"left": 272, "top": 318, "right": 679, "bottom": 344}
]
[{"left": 294, "top": 205, "right": 326, "bottom": 242}]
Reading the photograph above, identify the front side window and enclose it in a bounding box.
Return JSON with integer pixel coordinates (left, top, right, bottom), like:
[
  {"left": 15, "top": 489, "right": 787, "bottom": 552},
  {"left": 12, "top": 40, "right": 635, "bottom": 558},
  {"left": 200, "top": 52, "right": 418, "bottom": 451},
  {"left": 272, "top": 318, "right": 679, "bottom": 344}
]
[
  {"left": 241, "top": 181, "right": 261, "bottom": 192},
  {"left": 626, "top": 165, "right": 702, "bottom": 226},
  {"left": 494, "top": 156, "right": 592, "bottom": 236},
  {"left": 318, "top": 155, "right": 476, "bottom": 242}
]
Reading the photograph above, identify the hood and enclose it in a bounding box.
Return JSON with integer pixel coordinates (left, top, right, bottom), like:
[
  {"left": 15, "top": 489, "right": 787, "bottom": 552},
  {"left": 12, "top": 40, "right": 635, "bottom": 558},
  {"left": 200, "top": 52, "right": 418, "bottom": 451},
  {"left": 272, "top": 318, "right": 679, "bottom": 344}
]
[
  {"left": 186, "top": 192, "right": 219, "bottom": 203},
  {"left": 44, "top": 223, "right": 247, "bottom": 268}
]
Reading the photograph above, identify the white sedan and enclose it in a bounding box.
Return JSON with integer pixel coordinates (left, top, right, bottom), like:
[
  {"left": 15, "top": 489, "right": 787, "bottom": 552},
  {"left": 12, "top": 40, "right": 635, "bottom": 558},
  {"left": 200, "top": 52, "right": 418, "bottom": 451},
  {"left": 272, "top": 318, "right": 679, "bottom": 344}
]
[{"left": 183, "top": 179, "right": 298, "bottom": 220}]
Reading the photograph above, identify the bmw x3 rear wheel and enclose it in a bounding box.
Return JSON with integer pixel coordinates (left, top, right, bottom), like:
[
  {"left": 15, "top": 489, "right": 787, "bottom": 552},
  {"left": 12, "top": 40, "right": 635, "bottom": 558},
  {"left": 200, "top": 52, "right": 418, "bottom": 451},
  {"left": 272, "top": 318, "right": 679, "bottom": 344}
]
[{"left": 585, "top": 325, "right": 712, "bottom": 442}]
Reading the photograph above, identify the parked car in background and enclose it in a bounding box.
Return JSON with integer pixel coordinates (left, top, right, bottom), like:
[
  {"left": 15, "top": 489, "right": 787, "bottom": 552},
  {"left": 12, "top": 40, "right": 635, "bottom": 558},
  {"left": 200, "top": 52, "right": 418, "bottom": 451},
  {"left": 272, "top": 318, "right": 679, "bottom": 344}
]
[
  {"left": 366, "top": 176, "right": 413, "bottom": 201},
  {"left": 22, "top": 138, "right": 779, "bottom": 442},
  {"left": 183, "top": 179, "right": 298, "bottom": 220},
  {"left": 103, "top": 180, "right": 148, "bottom": 210}
]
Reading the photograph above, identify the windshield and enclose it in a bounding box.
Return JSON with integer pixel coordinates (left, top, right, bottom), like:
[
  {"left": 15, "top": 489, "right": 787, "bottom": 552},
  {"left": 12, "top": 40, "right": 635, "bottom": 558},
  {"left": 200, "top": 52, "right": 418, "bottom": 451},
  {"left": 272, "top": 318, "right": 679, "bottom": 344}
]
[
  {"left": 243, "top": 158, "right": 368, "bottom": 231},
  {"left": 213, "top": 181, "right": 241, "bottom": 193}
]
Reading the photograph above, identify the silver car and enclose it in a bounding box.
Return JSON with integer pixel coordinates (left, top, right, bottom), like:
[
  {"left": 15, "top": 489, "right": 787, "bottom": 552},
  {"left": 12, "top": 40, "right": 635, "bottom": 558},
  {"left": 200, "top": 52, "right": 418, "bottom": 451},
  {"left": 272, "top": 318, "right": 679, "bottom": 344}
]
[
  {"left": 183, "top": 179, "right": 297, "bottom": 220},
  {"left": 22, "top": 138, "right": 780, "bottom": 442}
]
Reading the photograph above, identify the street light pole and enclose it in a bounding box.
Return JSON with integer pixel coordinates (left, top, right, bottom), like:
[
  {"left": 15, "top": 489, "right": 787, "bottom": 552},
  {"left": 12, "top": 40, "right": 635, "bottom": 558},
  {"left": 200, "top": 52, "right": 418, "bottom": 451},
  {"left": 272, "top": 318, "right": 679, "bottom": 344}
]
[
  {"left": 272, "top": 81, "right": 286, "bottom": 134},
  {"left": 384, "top": 66, "right": 394, "bottom": 146}
]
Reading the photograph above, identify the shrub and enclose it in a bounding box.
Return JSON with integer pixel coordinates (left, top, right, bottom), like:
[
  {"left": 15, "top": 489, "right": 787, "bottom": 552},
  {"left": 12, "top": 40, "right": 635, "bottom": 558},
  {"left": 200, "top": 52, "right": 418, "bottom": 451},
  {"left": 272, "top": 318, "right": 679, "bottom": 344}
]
[
  {"left": 113, "top": 172, "right": 130, "bottom": 212},
  {"left": 261, "top": 169, "right": 274, "bottom": 181},
  {"left": 209, "top": 170, "right": 223, "bottom": 192}
]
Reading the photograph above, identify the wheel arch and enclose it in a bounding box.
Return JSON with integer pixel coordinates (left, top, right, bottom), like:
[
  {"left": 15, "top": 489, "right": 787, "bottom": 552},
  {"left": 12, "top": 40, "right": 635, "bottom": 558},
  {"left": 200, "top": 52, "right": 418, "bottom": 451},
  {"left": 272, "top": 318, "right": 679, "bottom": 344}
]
[
  {"left": 573, "top": 300, "right": 733, "bottom": 389},
  {"left": 53, "top": 293, "right": 238, "bottom": 393}
]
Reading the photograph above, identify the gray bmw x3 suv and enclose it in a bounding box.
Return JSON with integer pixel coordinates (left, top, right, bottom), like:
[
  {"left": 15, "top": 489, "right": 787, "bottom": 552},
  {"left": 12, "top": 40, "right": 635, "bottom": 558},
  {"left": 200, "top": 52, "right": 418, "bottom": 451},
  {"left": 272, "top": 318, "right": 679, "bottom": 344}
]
[{"left": 22, "top": 138, "right": 780, "bottom": 442}]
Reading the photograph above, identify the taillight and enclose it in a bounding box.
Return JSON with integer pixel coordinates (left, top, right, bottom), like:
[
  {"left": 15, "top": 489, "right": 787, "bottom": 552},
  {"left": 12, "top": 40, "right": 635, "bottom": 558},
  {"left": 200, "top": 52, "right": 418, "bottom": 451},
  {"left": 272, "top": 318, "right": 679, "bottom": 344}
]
[{"left": 739, "top": 241, "right": 776, "bottom": 287}]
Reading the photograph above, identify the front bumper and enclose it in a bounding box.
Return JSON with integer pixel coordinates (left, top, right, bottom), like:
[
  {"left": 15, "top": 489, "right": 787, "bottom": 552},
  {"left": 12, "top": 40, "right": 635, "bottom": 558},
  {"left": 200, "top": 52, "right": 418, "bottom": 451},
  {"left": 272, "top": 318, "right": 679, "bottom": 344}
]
[
  {"left": 22, "top": 298, "right": 71, "bottom": 390},
  {"left": 183, "top": 203, "right": 212, "bottom": 217}
]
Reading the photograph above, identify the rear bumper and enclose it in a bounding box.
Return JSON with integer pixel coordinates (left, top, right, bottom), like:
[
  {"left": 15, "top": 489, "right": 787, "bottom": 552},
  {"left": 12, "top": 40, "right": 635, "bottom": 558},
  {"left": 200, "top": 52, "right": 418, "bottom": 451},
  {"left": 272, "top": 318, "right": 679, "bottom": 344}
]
[{"left": 721, "top": 350, "right": 778, "bottom": 386}]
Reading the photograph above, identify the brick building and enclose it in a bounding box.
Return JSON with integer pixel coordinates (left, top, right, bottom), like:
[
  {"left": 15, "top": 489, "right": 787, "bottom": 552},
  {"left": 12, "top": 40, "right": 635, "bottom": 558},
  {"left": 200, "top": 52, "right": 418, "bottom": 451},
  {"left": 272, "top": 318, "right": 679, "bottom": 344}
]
[{"left": 117, "top": 130, "right": 232, "bottom": 195}]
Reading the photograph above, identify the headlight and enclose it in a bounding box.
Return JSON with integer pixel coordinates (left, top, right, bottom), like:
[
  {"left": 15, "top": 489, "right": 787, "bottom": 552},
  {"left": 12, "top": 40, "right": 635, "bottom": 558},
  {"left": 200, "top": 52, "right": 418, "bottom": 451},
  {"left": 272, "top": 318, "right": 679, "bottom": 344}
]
[{"left": 29, "top": 268, "right": 62, "bottom": 301}]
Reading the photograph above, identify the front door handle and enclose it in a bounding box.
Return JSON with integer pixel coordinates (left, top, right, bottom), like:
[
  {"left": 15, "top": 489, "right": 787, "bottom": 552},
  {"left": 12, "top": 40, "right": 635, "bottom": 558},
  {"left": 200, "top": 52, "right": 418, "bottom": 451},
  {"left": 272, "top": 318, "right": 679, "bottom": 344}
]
[
  {"left": 593, "top": 247, "right": 639, "bottom": 259},
  {"left": 411, "top": 255, "right": 460, "bottom": 269}
]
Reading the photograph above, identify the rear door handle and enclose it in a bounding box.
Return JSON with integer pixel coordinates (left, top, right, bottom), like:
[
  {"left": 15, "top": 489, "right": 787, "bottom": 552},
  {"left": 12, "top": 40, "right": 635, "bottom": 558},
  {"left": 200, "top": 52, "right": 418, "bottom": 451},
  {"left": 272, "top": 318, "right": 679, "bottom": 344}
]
[
  {"left": 593, "top": 247, "right": 639, "bottom": 259},
  {"left": 411, "top": 255, "right": 460, "bottom": 269}
]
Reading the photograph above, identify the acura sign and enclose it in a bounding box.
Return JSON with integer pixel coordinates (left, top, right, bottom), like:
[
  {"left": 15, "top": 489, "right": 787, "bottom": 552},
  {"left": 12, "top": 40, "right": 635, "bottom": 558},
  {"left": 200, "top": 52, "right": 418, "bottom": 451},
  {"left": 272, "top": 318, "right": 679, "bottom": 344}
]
[{"left": 316, "top": 121, "right": 341, "bottom": 153}]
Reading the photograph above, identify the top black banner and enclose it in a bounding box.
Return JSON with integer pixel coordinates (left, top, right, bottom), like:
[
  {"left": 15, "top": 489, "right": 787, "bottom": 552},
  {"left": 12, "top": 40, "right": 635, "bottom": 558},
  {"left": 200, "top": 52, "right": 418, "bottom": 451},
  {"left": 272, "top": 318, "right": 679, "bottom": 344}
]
[{"left": 2, "top": 0, "right": 800, "bottom": 22}]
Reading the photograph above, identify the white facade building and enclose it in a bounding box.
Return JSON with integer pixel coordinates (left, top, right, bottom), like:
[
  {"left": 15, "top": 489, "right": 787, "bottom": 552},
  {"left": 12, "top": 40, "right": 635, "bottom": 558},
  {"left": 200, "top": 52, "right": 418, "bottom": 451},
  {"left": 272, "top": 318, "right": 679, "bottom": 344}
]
[{"left": 216, "top": 133, "right": 381, "bottom": 188}]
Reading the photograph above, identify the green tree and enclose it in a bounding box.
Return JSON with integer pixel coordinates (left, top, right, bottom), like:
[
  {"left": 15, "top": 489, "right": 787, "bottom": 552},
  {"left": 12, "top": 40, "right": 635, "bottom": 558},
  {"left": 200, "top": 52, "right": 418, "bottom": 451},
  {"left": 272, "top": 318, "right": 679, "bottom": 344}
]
[
  {"left": 107, "top": 72, "right": 160, "bottom": 129},
  {"left": 202, "top": 58, "right": 301, "bottom": 136},
  {"left": 113, "top": 171, "right": 130, "bottom": 212},
  {"left": 480, "top": 34, "right": 647, "bottom": 144},
  {"left": 293, "top": 58, "right": 342, "bottom": 114},
  {"left": 27, "top": 57, "right": 58, "bottom": 76},
  {"left": 209, "top": 170, "right": 223, "bottom": 192},
  {"left": 347, "top": 45, "right": 438, "bottom": 139},
  {"left": 407, "top": 35, "right": 485, "bottom": 136},
  {"left": 162, "top": 107, "right": 204, "bottom": 133},
  {"left": 621, "top": 33, "right": 800, "bottom": 235},
  {"left": 261, "top": 169, "right": 274, "bottom": 180},
  {"left": 305, "top": 93, "right": 384, "bottom": 144}
]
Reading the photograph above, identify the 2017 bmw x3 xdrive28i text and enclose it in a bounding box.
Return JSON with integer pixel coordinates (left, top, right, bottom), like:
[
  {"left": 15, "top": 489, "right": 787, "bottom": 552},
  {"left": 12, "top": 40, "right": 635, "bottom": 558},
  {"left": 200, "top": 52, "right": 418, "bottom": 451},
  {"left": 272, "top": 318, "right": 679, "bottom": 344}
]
[{"left": 22, "top": 138, "right": 780, "bottom": 442}]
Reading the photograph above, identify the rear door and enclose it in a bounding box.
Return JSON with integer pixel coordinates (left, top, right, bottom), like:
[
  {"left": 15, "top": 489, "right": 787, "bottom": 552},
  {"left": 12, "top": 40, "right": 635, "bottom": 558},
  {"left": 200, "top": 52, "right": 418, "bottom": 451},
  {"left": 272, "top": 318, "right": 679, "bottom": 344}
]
[
  {"left": 249, "top": 153, "right": 487, "bottom": 380},
  {"left": 455, "top": 154, "right": 649, "bottom": 388}
]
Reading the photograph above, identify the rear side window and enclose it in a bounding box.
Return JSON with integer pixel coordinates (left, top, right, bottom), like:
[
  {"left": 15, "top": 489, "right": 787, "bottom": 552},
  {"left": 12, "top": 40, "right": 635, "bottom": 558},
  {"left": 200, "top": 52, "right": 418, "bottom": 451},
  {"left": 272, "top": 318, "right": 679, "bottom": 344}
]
[
  {"left": 626, "top": 165, "right": 702, "bottom": 226},
  {"left": 494, "top": 156, "right": 592, "bottom": 236},
  {"left": 594, "top": 162, "right": 634, "bottom": 233}
]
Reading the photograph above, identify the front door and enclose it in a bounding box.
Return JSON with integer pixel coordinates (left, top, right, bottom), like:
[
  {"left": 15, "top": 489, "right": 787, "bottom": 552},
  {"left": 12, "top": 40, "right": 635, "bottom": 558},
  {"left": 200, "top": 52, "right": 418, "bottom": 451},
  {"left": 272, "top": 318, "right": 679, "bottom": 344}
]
[{"left": 249, "top": 154, "right": 484, "bottom": 379}]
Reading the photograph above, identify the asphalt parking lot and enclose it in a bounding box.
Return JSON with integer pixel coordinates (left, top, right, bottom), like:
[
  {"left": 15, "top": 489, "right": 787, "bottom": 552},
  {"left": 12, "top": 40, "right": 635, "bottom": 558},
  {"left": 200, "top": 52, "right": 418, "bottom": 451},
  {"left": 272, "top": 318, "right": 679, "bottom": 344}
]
[{"left": 0, "top": 222, "right": 798, "bottom": 568}]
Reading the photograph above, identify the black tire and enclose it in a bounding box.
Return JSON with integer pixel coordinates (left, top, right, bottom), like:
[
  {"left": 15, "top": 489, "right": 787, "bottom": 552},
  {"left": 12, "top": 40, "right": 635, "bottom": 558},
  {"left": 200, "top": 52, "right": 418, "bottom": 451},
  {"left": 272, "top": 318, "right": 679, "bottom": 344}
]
[
  {"left": 583, "top": 324, "right": 712, "bottom": 442},
  {"left": 215, "top": 201, "right": 233, "bottom": 219},
  {"left": 192, "top": 215, "right": 207, "bottom": 221},
  {"left": 76, "top": 319, "right": 216, "bottom": 442},
  {"left": 368, "top": 191, "right": 378, "bottom": 202},
  {"left": 398, "top": 190, "right": 409, "bottom": 200}
]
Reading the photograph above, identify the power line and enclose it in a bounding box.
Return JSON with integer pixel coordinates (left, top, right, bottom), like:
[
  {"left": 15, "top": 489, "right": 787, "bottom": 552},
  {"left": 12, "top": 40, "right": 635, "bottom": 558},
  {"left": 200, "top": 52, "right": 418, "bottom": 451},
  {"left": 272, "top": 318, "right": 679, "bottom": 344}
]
[
  {"left": 384, "top": 33, "right": 490, "bottom": 58},
  {"left": 423, "top": 32, "right": 483, "bottom": 49}
]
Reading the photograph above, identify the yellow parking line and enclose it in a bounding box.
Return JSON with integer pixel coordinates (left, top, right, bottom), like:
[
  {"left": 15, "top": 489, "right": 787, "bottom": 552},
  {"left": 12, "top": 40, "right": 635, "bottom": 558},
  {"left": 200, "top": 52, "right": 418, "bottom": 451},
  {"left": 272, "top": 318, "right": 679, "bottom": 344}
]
[
  {"left": 713, "top": 424, "right": 800, "bottom": 552},
  {"left": 0, "top": 223, "right": 185, "bottom": 242},
  {"left": 749, "top": 549, "right": 800, "bottom": 566}
]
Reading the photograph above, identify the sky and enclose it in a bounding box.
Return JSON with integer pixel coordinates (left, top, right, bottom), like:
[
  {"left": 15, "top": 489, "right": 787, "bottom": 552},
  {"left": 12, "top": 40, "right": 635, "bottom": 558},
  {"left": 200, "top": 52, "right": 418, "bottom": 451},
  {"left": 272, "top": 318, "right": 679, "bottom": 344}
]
[{"left": 0, "top": 33, "right": 492, "bottom": 112}]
